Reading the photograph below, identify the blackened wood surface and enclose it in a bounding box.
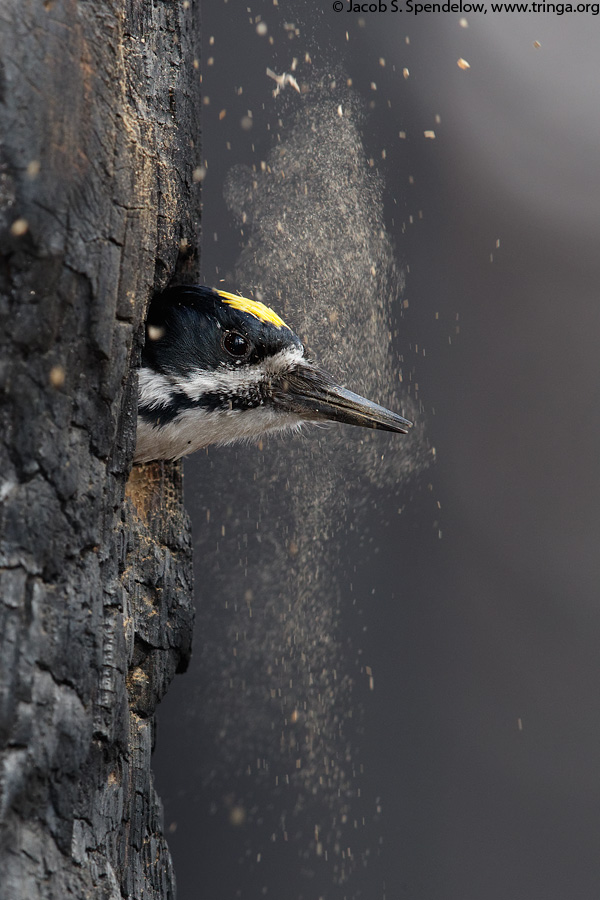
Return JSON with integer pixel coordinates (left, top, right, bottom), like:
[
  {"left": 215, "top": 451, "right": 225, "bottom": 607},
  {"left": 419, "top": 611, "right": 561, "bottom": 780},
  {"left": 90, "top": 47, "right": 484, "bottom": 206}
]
[{"left": 0, "top": 2, "right": 200, "bottom": 897}]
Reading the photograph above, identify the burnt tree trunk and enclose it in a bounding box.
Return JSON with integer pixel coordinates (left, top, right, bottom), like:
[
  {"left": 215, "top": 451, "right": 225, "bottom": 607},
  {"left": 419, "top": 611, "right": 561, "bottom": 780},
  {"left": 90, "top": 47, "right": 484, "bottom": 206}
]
[{"left": 0, "top": 2, "right": 200, "bottom": 897}]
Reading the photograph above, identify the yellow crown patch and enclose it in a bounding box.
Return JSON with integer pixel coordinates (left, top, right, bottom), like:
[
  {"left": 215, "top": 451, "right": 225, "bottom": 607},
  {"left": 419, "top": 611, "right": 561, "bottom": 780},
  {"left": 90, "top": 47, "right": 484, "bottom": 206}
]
[{"left": 217, "top": 290, "right": 290, "bottom": 330}]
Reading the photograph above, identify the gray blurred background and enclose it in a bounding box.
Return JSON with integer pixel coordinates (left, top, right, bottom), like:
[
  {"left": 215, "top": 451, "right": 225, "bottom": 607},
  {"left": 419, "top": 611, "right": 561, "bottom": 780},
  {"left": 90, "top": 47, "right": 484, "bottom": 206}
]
[{"left": 153, "top": 5, "right": 600, "bottom": 898}]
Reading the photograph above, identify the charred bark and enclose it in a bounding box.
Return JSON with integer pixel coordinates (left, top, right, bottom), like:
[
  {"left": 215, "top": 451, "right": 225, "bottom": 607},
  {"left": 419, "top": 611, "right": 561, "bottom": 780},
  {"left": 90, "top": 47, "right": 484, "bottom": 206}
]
[{"left": 0, "top": 2, "right": 200, "bottom": 897}]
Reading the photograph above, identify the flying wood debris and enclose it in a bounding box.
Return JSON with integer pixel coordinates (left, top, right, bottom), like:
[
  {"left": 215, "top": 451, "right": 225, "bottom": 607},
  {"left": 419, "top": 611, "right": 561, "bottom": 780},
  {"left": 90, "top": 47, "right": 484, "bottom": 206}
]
[{"left": 266, "top": 67, "right": 301, "bottom": 97}]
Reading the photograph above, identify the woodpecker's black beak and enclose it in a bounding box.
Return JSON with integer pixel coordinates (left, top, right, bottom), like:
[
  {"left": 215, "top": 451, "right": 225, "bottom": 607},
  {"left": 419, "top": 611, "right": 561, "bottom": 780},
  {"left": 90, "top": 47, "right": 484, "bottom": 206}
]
[{"left": 273, "top": 365, "right": 412, "bottom": 435}]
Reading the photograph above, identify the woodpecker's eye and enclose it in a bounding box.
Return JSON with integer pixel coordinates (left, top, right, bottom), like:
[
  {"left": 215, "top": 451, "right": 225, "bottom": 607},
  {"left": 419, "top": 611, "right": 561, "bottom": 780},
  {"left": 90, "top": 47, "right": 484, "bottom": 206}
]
[{"left": 222, "top": 330, "right": 250, "bottom": 358}]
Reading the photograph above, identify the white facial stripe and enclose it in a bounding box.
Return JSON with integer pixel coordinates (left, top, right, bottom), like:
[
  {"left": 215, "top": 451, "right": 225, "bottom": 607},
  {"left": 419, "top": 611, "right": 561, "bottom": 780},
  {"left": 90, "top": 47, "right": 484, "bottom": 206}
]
[
  {"left": 173, "top": 345, "right": 305, "bottom": 402},
  {"left": 138, "top": 368, "right": 175, "bottom": 410}
]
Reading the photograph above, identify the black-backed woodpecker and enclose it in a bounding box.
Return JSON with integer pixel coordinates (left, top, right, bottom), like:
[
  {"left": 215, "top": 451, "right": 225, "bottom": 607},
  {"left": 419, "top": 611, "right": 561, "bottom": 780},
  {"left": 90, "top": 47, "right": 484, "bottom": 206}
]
[{"left": 135, "top": 285, "right": 412, "bottom": 463}]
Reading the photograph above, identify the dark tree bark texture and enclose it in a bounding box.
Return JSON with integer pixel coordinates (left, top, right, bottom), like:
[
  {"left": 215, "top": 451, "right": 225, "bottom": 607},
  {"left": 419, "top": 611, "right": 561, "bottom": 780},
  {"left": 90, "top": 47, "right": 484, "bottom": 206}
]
[{"left": 0, "top": 2, "right": 200, "bottom": 898}]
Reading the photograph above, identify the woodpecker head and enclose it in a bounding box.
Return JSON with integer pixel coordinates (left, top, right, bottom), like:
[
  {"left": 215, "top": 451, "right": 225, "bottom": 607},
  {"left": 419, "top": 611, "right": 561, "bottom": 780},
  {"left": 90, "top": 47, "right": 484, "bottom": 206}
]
[{"left": 134, "top": 284, "right": 412, "bottom": 463}]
